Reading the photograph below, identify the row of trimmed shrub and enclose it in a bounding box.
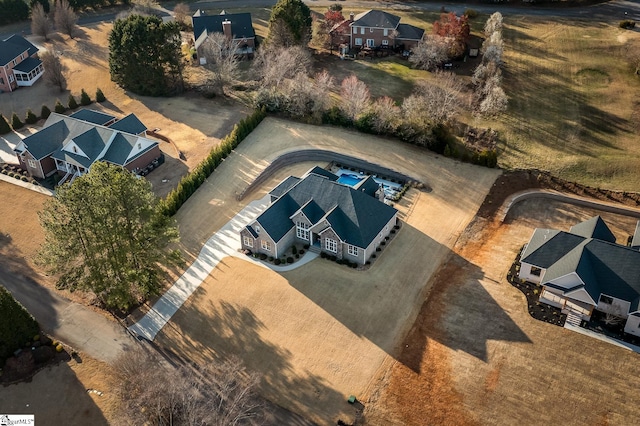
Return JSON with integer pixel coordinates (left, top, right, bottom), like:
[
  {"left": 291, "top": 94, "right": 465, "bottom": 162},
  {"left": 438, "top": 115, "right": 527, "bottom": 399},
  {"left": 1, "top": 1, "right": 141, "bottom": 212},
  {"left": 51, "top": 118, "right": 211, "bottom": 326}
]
[
  {"left": 0, "top": 88, "right": 106, "bottom": 135},
  {"left": 160, "top": 107, "right": 267, "bottom": 216},
  {"left": 0, "top": 285, "right": 39, "bottom": 366}
]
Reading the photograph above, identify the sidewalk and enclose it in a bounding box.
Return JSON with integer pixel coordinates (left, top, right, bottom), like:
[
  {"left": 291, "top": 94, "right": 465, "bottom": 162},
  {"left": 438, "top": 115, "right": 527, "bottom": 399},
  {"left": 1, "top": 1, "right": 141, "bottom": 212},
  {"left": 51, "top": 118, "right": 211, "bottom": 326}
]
[{"left": 128, "top": 194, "right": 319, "bottom": 341}]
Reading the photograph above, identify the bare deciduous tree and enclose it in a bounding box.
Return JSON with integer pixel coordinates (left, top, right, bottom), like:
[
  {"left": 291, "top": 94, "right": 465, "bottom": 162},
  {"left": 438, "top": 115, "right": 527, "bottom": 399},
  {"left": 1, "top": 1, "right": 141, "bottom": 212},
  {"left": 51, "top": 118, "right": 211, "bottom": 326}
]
[
  {"left": 40, "top": 51, "right": 67, "bottom": 92},
  {"left": 479, "top": 84, "right": 508, "bottom": 116},
  {"left": 173, "top": 2, "right": 190, "bottom": 26},
  {"left": 253, "top": 45, "right": 311, "bottom": 88},
  {"left": 115, "top": 349, "right": 265, "bottom": 426},
  {"left": 414, "top": 71, "right": 464, "bottom": 125},
  {"left": 31, "top": 3, "right": 52, "bottom": 41},
  {"left": 340, "top": 74, "right": 370, "bottom": 121},
  {"left": 409, "top": 35, "right": 450, "bottom": 71},
  {"left": 200, "top": 32, "right": 241, "bottom": 96},
  {"left": 53, "top": 0, "right": 78, "bottom": 39},
  {"left": 484, "top": 12, "right": 503, "bottom": 37},
  {"left": 371, "top": 96, "right": 400, "bottom": 134}
]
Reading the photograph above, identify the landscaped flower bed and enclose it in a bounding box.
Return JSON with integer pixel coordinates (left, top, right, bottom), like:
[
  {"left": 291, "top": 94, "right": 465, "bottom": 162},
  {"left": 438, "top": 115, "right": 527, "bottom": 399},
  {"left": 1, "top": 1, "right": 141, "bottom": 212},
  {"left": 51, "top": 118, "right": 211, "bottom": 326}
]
[{"left": 507, "top": 251, "right": 566, "bottom": 327}]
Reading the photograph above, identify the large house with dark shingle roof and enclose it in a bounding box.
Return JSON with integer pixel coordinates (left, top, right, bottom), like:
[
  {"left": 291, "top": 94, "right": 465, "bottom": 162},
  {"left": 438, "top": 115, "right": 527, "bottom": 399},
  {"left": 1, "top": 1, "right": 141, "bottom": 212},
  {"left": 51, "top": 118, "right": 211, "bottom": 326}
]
[
  {"left": 240, "top": 167, "right": 398, "bottom": 265},
  {"left": 0, "top": 34, "right": 44, "bottom": 93},
  {"left": 331, "top": 10, "right": 424, "bottom": 51},
  {"left": 192, "top": 10, "right": 256, "bottom": 63},
  {"left": 13, "top": 110, "right": 161, "bottom": 182},
  {"left": 519, "top": 216, "right": 640, "bottom": 337}
]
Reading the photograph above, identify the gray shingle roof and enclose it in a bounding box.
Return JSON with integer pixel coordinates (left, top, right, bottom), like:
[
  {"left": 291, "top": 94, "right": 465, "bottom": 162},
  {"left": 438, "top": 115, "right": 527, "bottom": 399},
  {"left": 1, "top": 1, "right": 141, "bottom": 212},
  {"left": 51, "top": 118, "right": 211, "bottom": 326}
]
[
  {"left": 396, "top": 23, "right": 425, "bottom": 41},
  {"left": 101, "top": 133, "right": 139, "bottom": 165},
  {"left": 254, "top": 171, "right": 397, "bottom": 248},
  {"left": 631, "top": 220, "right": 640, "bottom": 248},
  {"left": 352, "top": 10, "right": 400, "bottom": 29},
  {"left": 269, "top": 176, "right": 301, "bottom": 199},
  {"left": 19, "top": 120, "right": 69, "bottom": 160},
  {"left": 569, "top": 216, "right": 616, "bottom": 243},
  {"left": 0, "top": 35, "right": 37, "bottom": 66},
  {"left": 521, "top": 230, "right": 584, "bottom": 268},
  {"left": 3, "top": 35, "right": 38, "bottom": 56},
  {"left": 12, "top": 57, "right": 41, "bottom": 73},
  {"left": 306, "top": 166, "right": 338, "bottom": 181},
  {"left": 525, "top": 218, "right": 640, "bottom": 312},
  {"left": 354, "top": 175, "right": 380, "bottom": 197},
  {"left": 108, "top": 113, "right": 147, "bottom": 135},
  {"left": 192, "top": 11, "right": 255, "bottom": 42},
  {"left": 70, "top": 109, "right": 116, "bottom": 126},
  {"left": 22, "top": 113, "right": 157, "bottom": 168}
]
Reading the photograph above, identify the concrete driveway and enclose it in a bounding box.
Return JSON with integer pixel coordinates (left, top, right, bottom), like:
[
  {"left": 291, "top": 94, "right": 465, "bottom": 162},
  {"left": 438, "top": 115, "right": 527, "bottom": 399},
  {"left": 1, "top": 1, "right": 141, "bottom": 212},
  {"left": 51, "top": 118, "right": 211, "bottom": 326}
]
[{"left": 0, "top": 263, "right": 134, "bottom": 363}]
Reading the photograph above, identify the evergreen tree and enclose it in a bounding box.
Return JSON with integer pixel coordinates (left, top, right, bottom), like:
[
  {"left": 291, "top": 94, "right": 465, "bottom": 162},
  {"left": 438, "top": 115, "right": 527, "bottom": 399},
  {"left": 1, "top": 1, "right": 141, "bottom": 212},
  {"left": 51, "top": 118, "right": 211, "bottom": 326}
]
[
  {"left": 41, "top": 104, "right": 52, "bottom": 119},
  {"left": 109, "top": 15, "right": 184, "bottom": 96},
  {"left": 96, "top": 88, "right": 106, "bottom": 102},
  {"left": 0, "top": 114, "right": 11, "bottom": 134},
  {"left": 11, "top": 112, "right": 24, "bottom": 130},
  {"left": 267, "top": 0, "right": 312, "bottom": 47},
  {"left": 25, "top": 109, "right": 38, "bottom": 124},
  {"left": 0, "top": 0, "right": 30, "bottom": 25},
  {"left": 0, "top": 286, "right": 39, "bottom": 364},
  {"left": 37, "top": 162, "right": 182, "bottom": 311},
  {"left": 54, "top": 99, "right": 66, "bottom": 113},
  {"left": 68, "top": 94, "right": 78, "bottom": 109},
  {"left": 80, "top": 88, "right": 91, "bottom": 105}
]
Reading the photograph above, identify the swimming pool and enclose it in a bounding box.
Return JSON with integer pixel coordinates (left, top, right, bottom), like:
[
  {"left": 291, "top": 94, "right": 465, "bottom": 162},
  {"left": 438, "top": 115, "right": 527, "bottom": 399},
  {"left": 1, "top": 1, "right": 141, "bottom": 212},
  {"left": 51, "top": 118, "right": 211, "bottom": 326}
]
[
  {"left": 336, "top": 169, "right": 403, "bottom": 199},
  {"left": 337, "top": 174, "right": 363, "bottom": 186}
]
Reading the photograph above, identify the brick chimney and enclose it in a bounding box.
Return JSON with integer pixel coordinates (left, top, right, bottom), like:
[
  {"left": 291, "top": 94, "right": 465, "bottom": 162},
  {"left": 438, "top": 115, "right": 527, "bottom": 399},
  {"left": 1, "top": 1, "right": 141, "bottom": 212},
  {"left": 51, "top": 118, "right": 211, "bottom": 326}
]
[{"left": 222, "top": 20, "right": 232, "bottom": 40}]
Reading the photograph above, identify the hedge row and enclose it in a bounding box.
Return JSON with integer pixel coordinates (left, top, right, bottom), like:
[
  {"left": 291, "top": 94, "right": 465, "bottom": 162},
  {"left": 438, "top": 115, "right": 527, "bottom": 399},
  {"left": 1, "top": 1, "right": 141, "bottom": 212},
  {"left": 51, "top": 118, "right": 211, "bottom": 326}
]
[
  {"left": 0, "top": 88, "right": 106, "bottom": 135},
  {"left": 0, "top": 285, "right": 39, "bottom": 366},
  {"left": 161, "top": 107, "right": 267, "bottom": 216}
]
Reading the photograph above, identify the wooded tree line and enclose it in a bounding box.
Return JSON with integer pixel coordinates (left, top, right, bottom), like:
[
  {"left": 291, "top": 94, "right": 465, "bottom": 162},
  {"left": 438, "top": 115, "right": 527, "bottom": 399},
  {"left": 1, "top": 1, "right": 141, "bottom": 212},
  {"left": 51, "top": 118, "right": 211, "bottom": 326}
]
[{"left": 0, "top": 0, "right": 126, "bottom": 25}]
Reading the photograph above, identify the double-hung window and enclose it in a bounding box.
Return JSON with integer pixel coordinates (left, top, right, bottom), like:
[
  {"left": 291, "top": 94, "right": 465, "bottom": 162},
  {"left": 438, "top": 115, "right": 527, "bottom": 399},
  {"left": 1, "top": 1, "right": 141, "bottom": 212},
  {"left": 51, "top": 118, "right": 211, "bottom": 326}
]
[{"left": 296, "top": 221, "right": 310, "bottom": 240}]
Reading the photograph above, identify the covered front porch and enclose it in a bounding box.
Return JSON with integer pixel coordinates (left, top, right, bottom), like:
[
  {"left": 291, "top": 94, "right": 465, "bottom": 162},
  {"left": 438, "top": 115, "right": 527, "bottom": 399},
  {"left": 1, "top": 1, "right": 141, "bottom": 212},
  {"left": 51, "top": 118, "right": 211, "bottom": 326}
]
[
  {"left": 54, "top": 158, "right": 87, "bottom": 185},
  {"left": 13, "top": 57, "right": 44, "bottom": 87}
]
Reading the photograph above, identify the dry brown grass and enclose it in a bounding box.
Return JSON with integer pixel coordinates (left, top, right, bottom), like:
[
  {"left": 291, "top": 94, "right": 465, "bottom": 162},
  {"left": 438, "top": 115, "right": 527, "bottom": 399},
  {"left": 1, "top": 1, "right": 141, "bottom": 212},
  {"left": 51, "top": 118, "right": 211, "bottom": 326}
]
[
  {"left": 0, "top": 354, "right": 119, "bottom": 425},
  {"left": 154, "top": 118, "right": 500, "bottom": 424},
  {"left": 365, "top": 200, "right": 640, "bottom": 425}
]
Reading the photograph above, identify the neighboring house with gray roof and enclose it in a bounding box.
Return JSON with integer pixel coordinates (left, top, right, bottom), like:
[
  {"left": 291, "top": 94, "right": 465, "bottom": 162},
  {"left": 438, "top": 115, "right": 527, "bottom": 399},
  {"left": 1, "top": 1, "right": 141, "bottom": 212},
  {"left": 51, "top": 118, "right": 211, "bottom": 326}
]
[
  {"left": 13, "top": 111, "right": 161, "bottom": 182},
  {"left": 331, "top": 10, "right": 424, "bottom": 51},
  {"left": 519, "top": 216, "right": 640, "bottom": 337},
  {"left": 192, "top": 10, "right": 256, "bottom": 63},
  {"left": 240, "top": 167, "right": 398, "bottom": 265},
  {"left": 0, "top": 34, "right": 44, "bottom": 93}
]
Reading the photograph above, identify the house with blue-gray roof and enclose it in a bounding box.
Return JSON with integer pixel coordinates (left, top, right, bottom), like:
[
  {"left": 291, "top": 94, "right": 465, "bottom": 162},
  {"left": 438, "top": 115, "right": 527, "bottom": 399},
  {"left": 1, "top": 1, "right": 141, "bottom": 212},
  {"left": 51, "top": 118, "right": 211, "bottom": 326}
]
[
  {"left": 0, "top": 34, "right": 44, "bottom": 93},
  {"left": 519, "top": 216, "right": 640, "bottom": 337},
  {"left": 240, "top": 167, "right": 397, "bottom": 265},
  {"left": 13, "top": 110, "right": 161, "bottom": 183},
  {"left": 192, "top": 10, "right": 256, "bottom": 63}
]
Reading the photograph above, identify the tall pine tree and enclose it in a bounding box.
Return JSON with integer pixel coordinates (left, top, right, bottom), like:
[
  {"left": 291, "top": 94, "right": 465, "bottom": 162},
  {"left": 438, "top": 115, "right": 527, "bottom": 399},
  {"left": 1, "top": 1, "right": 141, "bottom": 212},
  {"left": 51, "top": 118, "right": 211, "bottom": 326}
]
[{"left": 109, "top": 15, "right": 184, "bottom": 96}]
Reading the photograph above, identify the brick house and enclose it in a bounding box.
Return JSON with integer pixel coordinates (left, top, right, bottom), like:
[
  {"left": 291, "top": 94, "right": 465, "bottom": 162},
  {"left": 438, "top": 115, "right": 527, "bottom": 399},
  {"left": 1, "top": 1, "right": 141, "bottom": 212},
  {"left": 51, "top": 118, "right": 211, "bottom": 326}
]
[
  {"left": 519, "top": 216, "right": 640, "bottom": 337},
  {"left": 13, "top": 109, "right": 161, "bottom": 183},
  {"left": 192, "top": 10, "right": 256, "bottom": 63},
  {"left": 0, "top": 35, "right": 44, "bottom": 93},
  {"left": 240, "top": 167, "right": 398, "bottom": 265},
  {"left": 330, "top": 10, "right": 424, "bottom": 52}
]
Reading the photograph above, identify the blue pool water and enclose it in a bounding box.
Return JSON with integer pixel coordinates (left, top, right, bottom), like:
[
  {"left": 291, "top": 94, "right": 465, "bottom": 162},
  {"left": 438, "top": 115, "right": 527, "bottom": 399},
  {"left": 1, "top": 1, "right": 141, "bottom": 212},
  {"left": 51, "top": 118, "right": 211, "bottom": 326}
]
[{"left": 337, "top": 175, "right": 363, "bottom": 186}]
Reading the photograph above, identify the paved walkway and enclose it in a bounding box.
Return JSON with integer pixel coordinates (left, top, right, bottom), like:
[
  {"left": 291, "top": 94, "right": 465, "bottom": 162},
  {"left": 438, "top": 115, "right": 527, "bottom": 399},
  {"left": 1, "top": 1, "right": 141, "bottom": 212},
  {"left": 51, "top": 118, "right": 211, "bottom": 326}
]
[
  {"left": 564, "top": 323, "right": 640, "bottom": 354},
  {"left": 128, "top": 194, "right": 319, "bottom": 341}
]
